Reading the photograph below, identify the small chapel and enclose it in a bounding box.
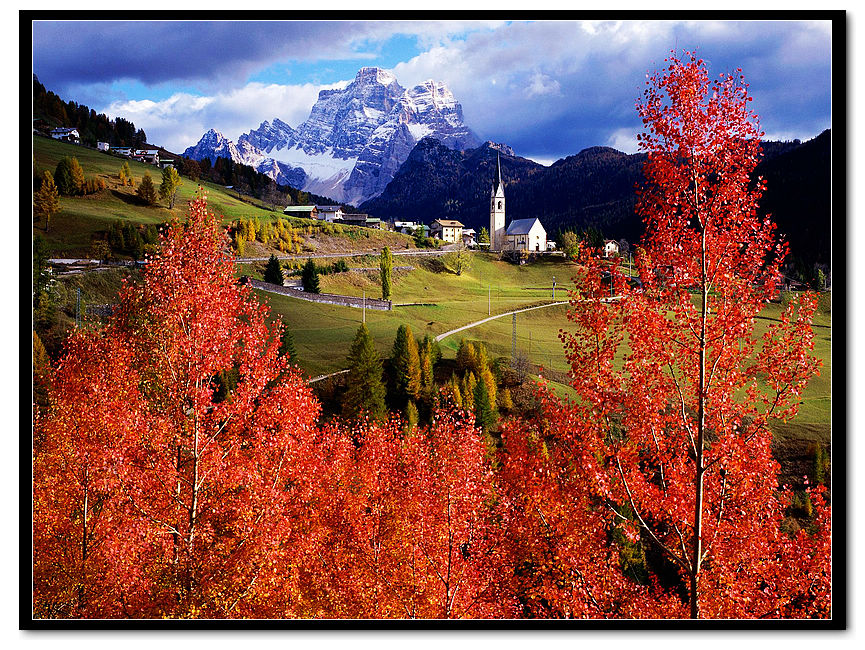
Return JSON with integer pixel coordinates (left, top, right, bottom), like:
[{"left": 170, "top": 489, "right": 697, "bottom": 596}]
[{"left": 489, "top": 153, "right": 547, "bottom": 253}]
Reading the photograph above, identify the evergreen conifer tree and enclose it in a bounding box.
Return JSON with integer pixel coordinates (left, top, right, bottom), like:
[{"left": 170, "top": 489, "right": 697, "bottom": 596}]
[
  {"left": 54, "top": 157, "right": 85, "bottom": 196},
  {"left": 279, "top": 322, "right": 298, "bottom": 364},
  {"left": 301, "top": 258, "right": 320, "bottom": 293},
  {"left": 264, "top": 254, "right": 285, "bottom": 286},
  {"left": 419, "top": 342, "right": 435, "bottom": 404},
  {"left": 119, "top": 161, "right": 134, "bottom": 187},
  {"left": 380, "top": 246, "right": 393, "bottom": 300},
  {"left": 343, "top": 323, "right": 387, "bottom": 421},
  {"left": 446, "top": 374, "right": 463, "bottom": 408},
  {"left": 421, "top": 334, "right": 442, "bottom": 364},
  {"left": 456, "top": 340, "right": 477, "bottom": 374},
  {"left": 136, "top": 171, "right": 157, "bottom": 205},
  {"left": 34, "top": 170, "right": 60, "bottom": 232},
  {"left": 473, "top": 370, "right": 498, "bottom": 433},
  {"left": 461, "top": 372, "right": 477, "bottom": 411},
  {"left": 391, "top": 324, "right": 421, "bottom": 404},
  {"left": 159, "top": 165, "right": 183, "bottom": 209},
  {"left": 405, "top": 399, "right": 419, "bottom": 434}
]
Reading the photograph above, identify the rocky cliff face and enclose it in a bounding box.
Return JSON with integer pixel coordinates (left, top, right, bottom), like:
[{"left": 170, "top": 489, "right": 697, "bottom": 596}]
[
  {"left": 238, "top": 118, "right": 297, "bottom": 154},
  {"left": 183, "top": 67, "right": 479, "bottom": 205}
]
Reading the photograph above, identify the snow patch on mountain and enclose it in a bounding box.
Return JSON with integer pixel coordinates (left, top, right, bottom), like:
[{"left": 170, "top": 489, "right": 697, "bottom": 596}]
[
  {"left": 183, "top": 67, "right": 479, "bottom": 205},
  {"left": 407, "top": 123, "right": 434, "bottom": 140}
]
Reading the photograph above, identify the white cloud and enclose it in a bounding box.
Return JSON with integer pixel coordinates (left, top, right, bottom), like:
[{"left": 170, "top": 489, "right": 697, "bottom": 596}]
[
  {"left": 523, "top": 156, "right": 556, "bottom": 167},
  {"left": 526, "top": 73, "right": 561, "bottom": 98},
  {"left": 392, "top": 20, "right": 829, "bottom": 157},
  {"left": 87, "top": 19, "right": 830, "bottom": 161},
  {"left": 103, "top": 81, "right": 345, "bottom": 153},
  {"left": 605, "top": 127, "right": 640, "bottom": 155}
]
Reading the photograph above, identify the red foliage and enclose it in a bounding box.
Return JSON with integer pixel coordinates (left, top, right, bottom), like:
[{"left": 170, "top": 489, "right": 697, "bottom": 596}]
[
  {"left": 34, "top": 196, "right": 321, "bottom": 617},
  {"left": 547, "top": 52, "right": 831, "bottom": 618},
  {"left": 31, "top": 54, "right": 831, "bottom": 620},
  {"left": 302, "top": 412, "right": 501, "bottom": 618}
]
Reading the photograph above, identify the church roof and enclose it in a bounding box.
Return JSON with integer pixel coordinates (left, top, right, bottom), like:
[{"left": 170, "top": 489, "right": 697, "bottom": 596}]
[{"left": 506, "top": 218, "right": 544, "bottom": 235}]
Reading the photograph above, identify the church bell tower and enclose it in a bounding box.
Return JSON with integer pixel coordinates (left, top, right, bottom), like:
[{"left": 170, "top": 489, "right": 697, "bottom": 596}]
[{"left": 490, "top": 152, "right": 506, "bottom": 251}]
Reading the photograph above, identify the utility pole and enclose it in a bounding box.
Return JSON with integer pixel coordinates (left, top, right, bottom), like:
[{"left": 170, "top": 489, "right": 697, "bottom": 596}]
[
  {"left": 552, "top": 276, "right": 556, "bottom": 300},
  {"left": 512, "top": 313, "right": 517, "bottom": 361},
  {"left": 363, "top": 290, "right": 366, "bottom": 324},
  {"left": 488, "top": 284, "right": 491, "bottom": 316},
  {"left": 75, "top": 287, "right": 81, "bottom": 328}
]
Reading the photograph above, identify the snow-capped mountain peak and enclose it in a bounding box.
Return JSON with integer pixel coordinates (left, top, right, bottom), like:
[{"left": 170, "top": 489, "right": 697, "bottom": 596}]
[{"left": 183, "top": 68, "right": 479, "bottom": 205}]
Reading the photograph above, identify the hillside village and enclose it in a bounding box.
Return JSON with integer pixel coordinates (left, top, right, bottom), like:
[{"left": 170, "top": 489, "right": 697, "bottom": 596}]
[
  {"left": 285, "top": 153, "right": 624, "bottom": 262},
  {"left": 40, "top": 117, "right": 626, "bottom": 264}
]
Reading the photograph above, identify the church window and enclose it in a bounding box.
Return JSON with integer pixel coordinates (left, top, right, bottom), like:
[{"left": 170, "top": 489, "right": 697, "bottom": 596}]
[{"left": 497, "top": 201, "right": 502, "bottom": 210}]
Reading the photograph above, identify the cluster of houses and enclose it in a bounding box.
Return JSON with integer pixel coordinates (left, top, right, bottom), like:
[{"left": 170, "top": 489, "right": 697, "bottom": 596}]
[
  {"left": 282, "top": 205, "right": 387, "bottom": 230},
  {"left": 282, "top": 204, "right": 487, "bottom": 248},
  {"left": 43, "top": 125, "right": 175, "bottom": 169},
  {"left": 104, "top": 145, "right": 175, "bottom": 169},
  {"left": 284, "top": 154, "right": 624, "bottom": 259}
]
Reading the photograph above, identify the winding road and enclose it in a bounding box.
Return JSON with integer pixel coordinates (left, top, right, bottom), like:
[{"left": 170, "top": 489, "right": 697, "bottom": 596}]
[
  {"left": 305, "top": 300, "right": 572, "bottom": 385},
  {"left": 433, "top": 301, "right": 570, "bottom": 342}
]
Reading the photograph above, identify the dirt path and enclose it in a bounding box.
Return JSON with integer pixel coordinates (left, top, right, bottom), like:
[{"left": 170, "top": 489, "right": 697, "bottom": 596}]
[
  {"left": 304, "top": 301, "right": 571, "bottom": 385},
  {"left": 433, "top": 301, "right": 570, "bottom": 343}
]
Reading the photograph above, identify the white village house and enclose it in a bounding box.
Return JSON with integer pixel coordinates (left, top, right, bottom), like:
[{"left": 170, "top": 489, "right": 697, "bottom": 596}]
[
  {"left": 316, "top": 205, "right": 344, "bottom": 222},
  {"left": 132, "top": 149, "right": 160, "bottom": 165},
  {"left": 283, "top": 205, "right": 319, "bottom": 219},
  {"left": 430, "top": 219, "right": 464, "bottom": 243},
  {"left": 604, "top": 239, "right": 620, "bottom": 258},
  {"left": 50, "top": 127, "right": 79, "bottom": 143},
  {"left": 504, "top": 218, "right": 547, "bottom": 252},
  {"left": 393, "top": 220, "right": 424, "bottom": 235}
]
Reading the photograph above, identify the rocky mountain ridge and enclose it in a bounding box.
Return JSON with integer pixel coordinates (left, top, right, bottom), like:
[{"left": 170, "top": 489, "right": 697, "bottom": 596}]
[{"left": 183, "top": 67, "right": 479, "bottom": 205}]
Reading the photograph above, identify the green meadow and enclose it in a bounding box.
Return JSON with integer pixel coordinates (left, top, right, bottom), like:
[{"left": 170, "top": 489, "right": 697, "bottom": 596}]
[
  {"left": 33, "top": 135, "right": 831, "bottom": 486},
  {"left": 257, "top": 253, "right": 577, "bottom": 377},
  {"left": 260, "top": 256, "right": 830, "bottom": 486}
]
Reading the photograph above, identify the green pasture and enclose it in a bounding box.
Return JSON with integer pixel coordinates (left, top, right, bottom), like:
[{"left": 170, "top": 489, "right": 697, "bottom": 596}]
[
  {"left": 263, "top": 255, "right": 830, "bottom": 411},
  {"left": 262, "top": 253, "right": 579, "bottom": 377},
  {"left": 262, "top": 257, "right": 831, "bottom": 484},
  {"left": 33, "top": 137, "right": 302, "bottom": 255}
]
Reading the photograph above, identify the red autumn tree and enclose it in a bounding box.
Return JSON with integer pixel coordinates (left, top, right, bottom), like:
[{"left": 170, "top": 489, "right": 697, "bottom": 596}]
[
  {"left": 493, "top": 402, "right": 662, "bottom": 618},
  {"left": 549, "top": 51, "right": 830, "bottom": 618},
  {"left": 306, "top": 410, "right": 502, "bottom": 619},
  {"left": 33, "top": 333, "right": 155, "bottom": 617},
  {"left": 398, "top": 410, "right": 501, "bottom": 618},
  {"left": 33, "top": 195, "right": 321, "bottom": 618}
]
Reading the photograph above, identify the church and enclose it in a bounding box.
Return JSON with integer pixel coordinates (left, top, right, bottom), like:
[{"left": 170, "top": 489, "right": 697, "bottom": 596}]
[{"left": 489, "top": 153, "right": 547, "bottom": 253}]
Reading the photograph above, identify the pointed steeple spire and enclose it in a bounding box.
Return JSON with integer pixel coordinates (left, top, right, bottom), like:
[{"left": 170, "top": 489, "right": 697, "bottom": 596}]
[{"left": 492, "top": 151, "right": 504, "bottom": 195}]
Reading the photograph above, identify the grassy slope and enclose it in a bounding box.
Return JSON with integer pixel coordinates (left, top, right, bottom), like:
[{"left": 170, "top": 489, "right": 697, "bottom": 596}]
[
  {"left": 265, "top": 260, "right": 831, "bottom": 486},
  {"left": 33, "top": 136, "right": 284, "bottom": 255},
  {"left": 32, "top": 136, "right": 416, "bottom": 257},
  {"left": 263, "top": 253, "right": 578, "bottom": 376}
]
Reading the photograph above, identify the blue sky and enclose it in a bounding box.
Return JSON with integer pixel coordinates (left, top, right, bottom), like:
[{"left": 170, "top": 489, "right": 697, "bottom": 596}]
[{"left": 31, "top": 18, "right": 834, "bottom": 164}]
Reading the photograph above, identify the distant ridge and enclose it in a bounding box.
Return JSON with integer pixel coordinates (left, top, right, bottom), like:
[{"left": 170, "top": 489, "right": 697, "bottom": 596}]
[{"left": 362, "top": 131, "right": 831, "bottom": 268}]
